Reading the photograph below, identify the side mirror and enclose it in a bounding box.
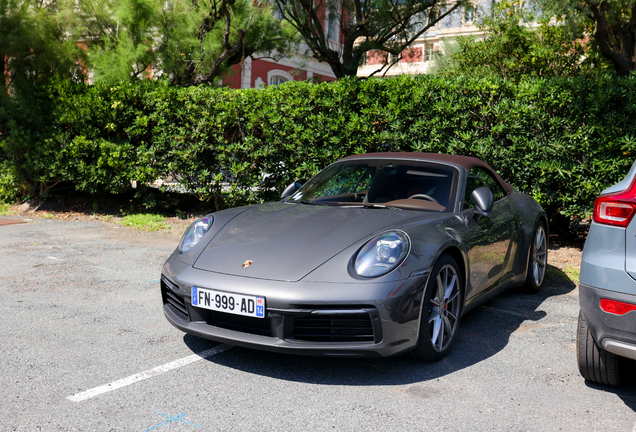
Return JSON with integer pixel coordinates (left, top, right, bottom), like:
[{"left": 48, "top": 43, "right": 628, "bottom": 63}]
[
  {"left": 280, "top": 180, "right": 306, "bottom": 200},
  {"left": 471, "top": 187, "right": 494, "bottom": 218}
]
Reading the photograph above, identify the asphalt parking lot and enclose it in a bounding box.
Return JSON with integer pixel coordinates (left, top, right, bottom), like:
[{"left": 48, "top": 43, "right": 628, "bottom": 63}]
[{"left": 1, "top": 217, "right": 635, "bottom": 431}]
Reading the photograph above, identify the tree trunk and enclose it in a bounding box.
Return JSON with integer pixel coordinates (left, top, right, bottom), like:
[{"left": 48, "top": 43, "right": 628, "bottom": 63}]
[{"left": 589, "top": 1, "right": 636, "bottom": 76}]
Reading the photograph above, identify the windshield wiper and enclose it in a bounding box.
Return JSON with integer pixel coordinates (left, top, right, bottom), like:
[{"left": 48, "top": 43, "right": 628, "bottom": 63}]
[
  {"left": 327, "top": 202, "right": 401, "bottom": 210},
  {"left": 294, "top": 200, "right": 401, "bottom": 210},
  {"left": 359, "top": 203, "right": 400, "bottom": 210},
  {"left": 296, "top": 200, "right": 328, "bottom": 206}
]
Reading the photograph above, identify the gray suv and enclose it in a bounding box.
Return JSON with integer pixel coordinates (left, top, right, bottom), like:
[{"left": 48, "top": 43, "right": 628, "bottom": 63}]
[{"left": 578, "top": 161, "right": 636, "bottom": 386}]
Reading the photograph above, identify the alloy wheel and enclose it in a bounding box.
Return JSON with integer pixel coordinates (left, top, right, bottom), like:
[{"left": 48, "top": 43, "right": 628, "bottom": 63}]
[
  {"left": 428, "top": 264, "right": 461, "bottom": 352},
  {"left": 532, "top": 225, "right": 547, "bottom": 286}
]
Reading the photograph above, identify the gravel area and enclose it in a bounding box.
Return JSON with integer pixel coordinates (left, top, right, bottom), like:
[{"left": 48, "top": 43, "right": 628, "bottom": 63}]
[{"left": 2, "top": 210, "right": 634, "bottom": 432}]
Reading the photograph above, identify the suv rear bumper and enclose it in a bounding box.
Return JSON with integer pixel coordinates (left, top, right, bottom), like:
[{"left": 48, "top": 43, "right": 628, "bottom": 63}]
[{"left": 579, "top": 283, "right": 636, "bottom": 361}]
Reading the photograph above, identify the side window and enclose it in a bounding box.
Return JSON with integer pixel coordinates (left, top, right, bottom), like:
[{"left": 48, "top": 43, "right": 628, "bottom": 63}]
[{"left": 464, "top": 166, "right": 506, "bottom": 209}]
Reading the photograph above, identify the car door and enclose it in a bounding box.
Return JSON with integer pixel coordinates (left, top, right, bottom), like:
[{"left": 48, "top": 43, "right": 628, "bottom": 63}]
[{"left": 461, "top": 166, "right": 514, "bottom": 301}]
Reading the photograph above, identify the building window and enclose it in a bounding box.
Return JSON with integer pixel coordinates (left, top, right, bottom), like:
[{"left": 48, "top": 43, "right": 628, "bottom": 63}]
[
  {"left": 464, "top": 4, "right": 476, "bottom": 25},
  {"left": 270, "top": 76, "right": 288, "bottom": 85},
  {"left": 327, "top": 13, "right": 338, "bottom": 41},
  {"left": 400, "top": 47, "right": 423, "bottom": 63},
  {"left": 364, "top": 50, "right": 387, "bottom": 66},
  {"left": 267, "top": 69, "right": 294, "bottom": 86},
  {"left": 424, "top": 43, "right": 435, "bottom": 62}
]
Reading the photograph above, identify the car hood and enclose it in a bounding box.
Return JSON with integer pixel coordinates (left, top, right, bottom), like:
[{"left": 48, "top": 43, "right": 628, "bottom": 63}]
[{"left": 193, "top": 202, "right": 421, "bottom": 282}]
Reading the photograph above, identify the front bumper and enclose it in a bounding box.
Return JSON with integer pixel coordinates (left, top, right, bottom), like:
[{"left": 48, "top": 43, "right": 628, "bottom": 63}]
[
  {"left": 161, "top": 259, "right": 428, "bottom": 358},
  {"left": 579, "top": 283, "right": 636, "bottom": 361}
]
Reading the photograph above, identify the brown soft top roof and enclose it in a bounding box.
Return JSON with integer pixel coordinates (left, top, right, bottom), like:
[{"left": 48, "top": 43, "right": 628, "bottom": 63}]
[{"left": 342, "top": 152, "right": 513, "bottom": 195}]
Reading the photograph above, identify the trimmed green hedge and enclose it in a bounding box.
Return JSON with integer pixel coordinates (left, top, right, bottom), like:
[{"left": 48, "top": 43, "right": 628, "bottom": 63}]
[{"left": 1, "top": 74, "right": 636, "bottom": 219}]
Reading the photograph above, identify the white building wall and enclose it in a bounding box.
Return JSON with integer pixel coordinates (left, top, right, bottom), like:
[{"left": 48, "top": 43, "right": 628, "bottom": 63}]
[{"left": 357, "top": 1, "right": 491, "bottom": 78}]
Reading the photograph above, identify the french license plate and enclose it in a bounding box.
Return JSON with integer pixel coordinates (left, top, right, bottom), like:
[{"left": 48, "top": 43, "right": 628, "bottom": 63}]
[{"left": 191, "top": 287, "right": 265, "bottom": 318}]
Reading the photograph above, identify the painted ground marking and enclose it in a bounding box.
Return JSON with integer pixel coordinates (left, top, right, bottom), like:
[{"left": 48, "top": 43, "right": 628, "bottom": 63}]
[
  {"left": 67, "top": 344, "right": 232, "bottom": 402},
  {"left": 91, "top": 265, "right": 120, "bottom": 273},
  {"left": 145, "top": 413, "right": 202, "bottom": 431}
]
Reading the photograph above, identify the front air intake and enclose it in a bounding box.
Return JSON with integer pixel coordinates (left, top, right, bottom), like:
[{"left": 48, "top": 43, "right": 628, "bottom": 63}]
[
  {"left": 292, "top": 311, "right": 374, "bottom": 342},
  {"left": 161, "top": 276, "right": 189, "bottom": 318}
]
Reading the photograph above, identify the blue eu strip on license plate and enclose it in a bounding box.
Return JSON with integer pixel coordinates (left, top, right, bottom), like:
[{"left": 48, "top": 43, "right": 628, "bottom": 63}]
[
  {"left": 192, "top": 286, "right": 199, "bottom": 306},
  {"left": 191, "top": 286, "right": 265, "bottom": 318}
]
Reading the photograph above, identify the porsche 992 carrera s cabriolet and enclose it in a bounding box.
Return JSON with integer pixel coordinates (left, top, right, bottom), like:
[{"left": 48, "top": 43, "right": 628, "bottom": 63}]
[{"left": 161, "top": 153, "right": 548, "bottom": 360}]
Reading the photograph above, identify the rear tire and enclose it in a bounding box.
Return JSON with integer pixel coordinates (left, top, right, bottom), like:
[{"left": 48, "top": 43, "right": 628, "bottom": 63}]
[
  {"left": 410, "top": 254, "right": 463, "bottom": 361},
  {"left": 576, "top": 310, "right": 628, "bottom": 386},
  {"left": 524, "top": 221, "right": 547, "bottom": 293}
]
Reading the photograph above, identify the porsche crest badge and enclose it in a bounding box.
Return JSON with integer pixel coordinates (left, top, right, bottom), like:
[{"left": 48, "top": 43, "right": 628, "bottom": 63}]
[{"left": 242, "top": 260, "right": 253, "bottom": 268}]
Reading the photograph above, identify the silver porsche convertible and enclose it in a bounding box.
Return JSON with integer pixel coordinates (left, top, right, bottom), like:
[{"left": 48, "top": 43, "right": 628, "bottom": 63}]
[{"left": 161, "top": 153, "right": 548, "bottom": 360}]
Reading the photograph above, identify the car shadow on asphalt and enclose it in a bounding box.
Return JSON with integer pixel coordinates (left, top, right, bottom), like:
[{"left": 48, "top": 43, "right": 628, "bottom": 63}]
[{"left": 183, "top": 270, "right": 580, "bottom": 387}]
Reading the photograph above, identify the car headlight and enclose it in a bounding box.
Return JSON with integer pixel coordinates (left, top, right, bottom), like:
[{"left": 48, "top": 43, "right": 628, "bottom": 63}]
[
  {"left": 354, "top": 231, "right": 410, "bottom": 277},
  {"left": 179, "top": 216, "right": 214, "bottom": 253}
]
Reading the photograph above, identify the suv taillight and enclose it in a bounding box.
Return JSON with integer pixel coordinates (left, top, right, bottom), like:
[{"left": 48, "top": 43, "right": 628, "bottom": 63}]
[
  {"left": 600, "top": 298, "right": 636, "bottom": 315},
  {"left": 593, "top": 180, "right": 636, "bottom": 228}
]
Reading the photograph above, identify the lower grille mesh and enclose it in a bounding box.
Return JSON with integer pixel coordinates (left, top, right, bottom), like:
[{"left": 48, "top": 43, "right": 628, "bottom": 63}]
[
  {"left": 204, "top": 310, "right": 271, "bottom": 336},
  {"left": 161, "top": 277, "right": 189, "bottom": 318},
  {"left": 293, "top": 313, "right": 374, "bottom": 342}
]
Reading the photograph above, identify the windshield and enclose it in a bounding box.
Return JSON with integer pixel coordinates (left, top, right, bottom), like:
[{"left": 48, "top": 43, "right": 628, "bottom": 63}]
[{"left": 289, "top": 159, "right": 459, "bottom": 212}]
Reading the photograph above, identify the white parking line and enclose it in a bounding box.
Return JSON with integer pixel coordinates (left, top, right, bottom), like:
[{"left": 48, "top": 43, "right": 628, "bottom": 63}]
[
  {"left": 91, "top": 265, "right": 120, "bottom": 274},
  {"left": 67, "top": 344, "right": 232, "bottom": 403}
]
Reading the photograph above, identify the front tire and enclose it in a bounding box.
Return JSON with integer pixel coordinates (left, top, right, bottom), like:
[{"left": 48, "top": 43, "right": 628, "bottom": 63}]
[
  {"left": 410, "top": 254, "right": 463, "bottom": 361},
  {"left": 524, "top": 221, "right": 547, "bottom": 293},
  {"left": 576, "top": 310, "right": 628, "bottom": 386}
]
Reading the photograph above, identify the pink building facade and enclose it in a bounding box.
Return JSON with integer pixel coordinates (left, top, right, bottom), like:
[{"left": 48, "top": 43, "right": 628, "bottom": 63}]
[{"left": 222, "top": 57, "right": 336, "bottom": 89}]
